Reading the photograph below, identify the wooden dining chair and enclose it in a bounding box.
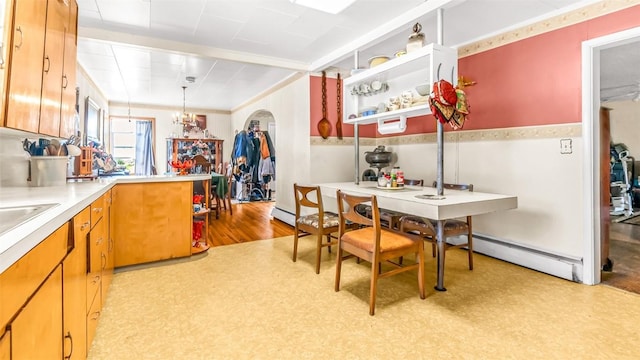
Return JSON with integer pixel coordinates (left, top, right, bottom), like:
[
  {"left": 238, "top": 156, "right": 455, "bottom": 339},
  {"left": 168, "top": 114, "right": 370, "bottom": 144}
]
[
  {"left": 335, "top": 190, "right": 425, "bottom": 315},
  {"left": 399, "top": 181, "right": 474, "bottom": 270},
  {"left": 192, "top": 154, "right": 211, "bottom": 174},
  {"left": 293, "top": 184, "right": 344, "bottom": 274},
  {"left": 217, "top": 162, "right": 233, "bottom": 214}
]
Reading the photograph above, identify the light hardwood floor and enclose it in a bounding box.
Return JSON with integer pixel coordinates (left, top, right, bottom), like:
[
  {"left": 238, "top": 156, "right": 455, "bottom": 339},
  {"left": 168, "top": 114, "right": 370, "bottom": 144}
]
[
  {"left": 602, "top": 219, "right": 640, "bottom": 294},
  {"left": 207, "top": 200, "right": 294, "bottom": 246}
]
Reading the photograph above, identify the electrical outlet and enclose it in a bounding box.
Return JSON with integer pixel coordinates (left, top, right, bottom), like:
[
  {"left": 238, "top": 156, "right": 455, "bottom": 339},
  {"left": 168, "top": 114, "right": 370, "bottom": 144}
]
[{"left": 560, "top": 139, "right": 572, "bottom": 154}]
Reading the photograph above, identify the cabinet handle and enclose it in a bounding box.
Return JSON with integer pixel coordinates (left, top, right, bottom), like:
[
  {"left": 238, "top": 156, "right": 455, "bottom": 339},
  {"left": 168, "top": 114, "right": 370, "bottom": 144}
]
[
  {"left": 14, "top": 26, "right": 23, "bottom": 49},
  {"left": 101, "top": 253, "right": 107, "bottom": 269},
  {"left": 92, "top": 275, "right": 101, "bottom": 284},
  {"left": 62, "top": 74, "right": 68, "bottom": 89},
  {"left": 80, "top": 221, "right": 90, "bottom": 230},
  {"left": 90, "top": 311, "right": 101, "bottom": 320},
  {"left": 43, "top": 56, "right": 50, "bottom": 72},
  {"left": 64, "top": 331, "right": 74, "bottom": 359},
  {"left": 96, "top": 236, "right": 103, "bottom": 245},
  {"left": 93, "top": 207, "right": 103, "bottom": 213}
]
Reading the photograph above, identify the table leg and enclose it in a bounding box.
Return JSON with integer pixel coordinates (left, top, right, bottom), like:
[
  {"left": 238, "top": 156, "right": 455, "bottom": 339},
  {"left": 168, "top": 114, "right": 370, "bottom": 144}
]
[{"left": 435, "top": 219, "right": 446, "bottom": 291}]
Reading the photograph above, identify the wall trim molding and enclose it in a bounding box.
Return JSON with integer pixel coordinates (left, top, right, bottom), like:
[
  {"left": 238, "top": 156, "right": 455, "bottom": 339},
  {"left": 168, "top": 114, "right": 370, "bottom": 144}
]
[
  {"left": 311, "top": 123, "right": 582, "bottom": 146},
  {"left": 458, "top": 0, "right": 640, "bottom": 58}
]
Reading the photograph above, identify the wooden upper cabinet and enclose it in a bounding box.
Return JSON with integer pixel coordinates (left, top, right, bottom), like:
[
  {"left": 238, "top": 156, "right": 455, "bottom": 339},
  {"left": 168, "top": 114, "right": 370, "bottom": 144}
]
[
  {"left": 39, "top": 0, "right": 68, "bottom": 136},
  {"left": 60, "top": 0, "right": 78, "bottom": 139},
  {"left": 4, "top": 0, "right": 47, "bottom": 133},
  {"left": 2, "top": 0, "right": 78, "bottom": 137},
  {"left": 0, "top": 0, "right": 12, "bottom": 129}
]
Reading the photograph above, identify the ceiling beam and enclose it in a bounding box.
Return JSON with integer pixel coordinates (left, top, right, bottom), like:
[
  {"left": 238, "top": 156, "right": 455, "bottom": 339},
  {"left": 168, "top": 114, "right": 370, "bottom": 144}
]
[{"left": 78, "top": 27, "right": 311, "bottom": 72}]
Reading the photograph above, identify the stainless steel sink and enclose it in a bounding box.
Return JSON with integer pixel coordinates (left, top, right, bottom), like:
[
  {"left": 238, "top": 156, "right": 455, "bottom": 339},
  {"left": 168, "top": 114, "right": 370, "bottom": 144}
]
[{"left": 0, "top": 203, "right": 59, "bottom": 236}]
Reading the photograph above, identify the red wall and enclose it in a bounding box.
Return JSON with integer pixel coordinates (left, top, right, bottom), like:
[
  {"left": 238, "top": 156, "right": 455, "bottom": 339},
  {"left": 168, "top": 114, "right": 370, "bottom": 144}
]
[{"left": 309, "top": 5, "right": 640, "bottom": 137}]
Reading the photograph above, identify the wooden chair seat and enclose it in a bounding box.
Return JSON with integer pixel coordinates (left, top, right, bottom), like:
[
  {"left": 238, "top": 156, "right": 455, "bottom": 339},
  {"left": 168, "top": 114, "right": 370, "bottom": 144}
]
[
  {"left": 399, "top": 181, "right": 474, "bottom": 270},
  {"left": 341, "top": 227, "right": 419, "bottom": 253},
  {"left": 402, "top": 217, "right": 470, "bottom": 234},
  {"left": 297, "top": 212, "right": 340, "bottom": 228},
  {"left": 335, "top": 190, "right": 425, "bottom": 315}
]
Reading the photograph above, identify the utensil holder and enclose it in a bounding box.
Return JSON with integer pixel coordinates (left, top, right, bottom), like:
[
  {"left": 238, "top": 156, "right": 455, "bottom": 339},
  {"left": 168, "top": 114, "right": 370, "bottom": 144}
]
[{"left": 28, "top": 156, "right": 68, "bottom": 187}]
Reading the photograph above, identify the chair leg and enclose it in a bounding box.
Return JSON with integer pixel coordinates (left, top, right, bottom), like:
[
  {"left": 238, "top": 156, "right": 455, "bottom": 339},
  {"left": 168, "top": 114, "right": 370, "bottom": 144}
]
[
  {"left": 326, "top": 234, "right": 332, "bottom": 253},
  {"left": 431, "top": 242, "right": 436, "bottom": 257},
  {"left": 292, "top": 227, "right": 299, "bottom": 262},
  {"left": 467, "top": 231, "right": 474, "bottom": 270},
  {"left": 315, "top": 233, "right": 322, "bottom": 274},
  {"left": 335, "top": 246, "right": 343, "bottom": 292},
  {"left": 369, "top": 260, "right": 379, "bottom": 316},
  {"left": 417, "top": 246, "right": 426, "bottom": 299},
  {"left": 214, "top": 196, "right": 221, "bottom": 219}
]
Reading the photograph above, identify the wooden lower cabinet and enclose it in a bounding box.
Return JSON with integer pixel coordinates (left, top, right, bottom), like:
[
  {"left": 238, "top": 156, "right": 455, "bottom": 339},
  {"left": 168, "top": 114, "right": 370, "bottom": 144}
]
[
  {"left": 11, "top": 265, "right": 63, "bottom": 359},
  {"left": 63, "top": 207, "right": 90, "bottom": 360},
  {"left": 0, "top": 330, "right": 10, "bottom": 359},
  {"left": 113, "top": 182, "right": 192, "bottom": 267}
]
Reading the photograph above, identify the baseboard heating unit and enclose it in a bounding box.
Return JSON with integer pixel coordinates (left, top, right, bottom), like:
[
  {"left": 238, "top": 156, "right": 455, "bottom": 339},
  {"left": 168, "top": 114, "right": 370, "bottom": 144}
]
[{"left": 471, "top": 234, "right": 583, "bottom": 282}]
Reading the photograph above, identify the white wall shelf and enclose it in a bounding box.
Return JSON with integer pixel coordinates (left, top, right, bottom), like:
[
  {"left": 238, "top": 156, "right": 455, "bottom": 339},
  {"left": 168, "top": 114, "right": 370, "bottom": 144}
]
[{"left": 343, "top": 43, "right": 458, "bottom": 127}]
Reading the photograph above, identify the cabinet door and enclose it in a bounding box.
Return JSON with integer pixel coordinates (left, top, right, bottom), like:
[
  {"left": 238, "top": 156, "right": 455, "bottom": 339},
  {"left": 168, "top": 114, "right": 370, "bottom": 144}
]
[
  {"left": 59, "top": 0, "right": 78, "bottom": 139},
  {"left": 63, "top": 207, "right": 90, "bottom": 360},
  {"left": 38, "top": 0, "right": 67, "bottom": 136},
  {"left": 4, "top": 0, "right": 47, "bottom": 133},
  {"left": 0, "top": 329, "right": 9, "bottom": 360},
  {"left": 11, "top": 265, "right": 63, "bottom": 359},
  {"left": 113, "top": 182, "right": 192, "bottom": 266}
]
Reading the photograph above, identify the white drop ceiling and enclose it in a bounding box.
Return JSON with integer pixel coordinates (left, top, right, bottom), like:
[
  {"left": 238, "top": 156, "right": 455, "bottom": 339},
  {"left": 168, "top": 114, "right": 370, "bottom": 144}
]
[{"left": 75, "top": 0, "right": 640, "bottom": 111}]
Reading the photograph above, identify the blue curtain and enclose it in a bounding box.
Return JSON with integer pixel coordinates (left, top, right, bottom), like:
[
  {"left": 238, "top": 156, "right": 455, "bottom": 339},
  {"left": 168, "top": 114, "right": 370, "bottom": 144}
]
[{"left": 135, "top": 121, "right": 156, "bottom": 175}]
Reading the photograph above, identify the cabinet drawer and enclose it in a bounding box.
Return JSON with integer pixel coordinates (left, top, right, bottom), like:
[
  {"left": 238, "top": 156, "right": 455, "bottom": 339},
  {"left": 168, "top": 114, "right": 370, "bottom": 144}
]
[
  {"left": 74, "top": 206, "right": 91, "bottom": 245},
  {"left": 90, "top": 194, "right": 105, "bottom": 228},
  {"left": 88, "top": 218, "right": 106, "bottom": 273},
  {"left": 0, "top": 222, "right": 68, "bottom": 330}
]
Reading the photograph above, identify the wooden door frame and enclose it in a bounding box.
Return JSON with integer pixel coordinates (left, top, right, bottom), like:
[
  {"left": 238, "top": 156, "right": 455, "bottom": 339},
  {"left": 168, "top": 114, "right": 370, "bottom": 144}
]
[{"left": 581, "top": 26, "right": 640, "bottom": 285}]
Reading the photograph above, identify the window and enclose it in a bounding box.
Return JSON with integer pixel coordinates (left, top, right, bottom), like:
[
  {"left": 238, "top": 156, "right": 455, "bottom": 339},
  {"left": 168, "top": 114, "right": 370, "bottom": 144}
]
[{"left": 109, "top": 116, "right": 155, "bottom": 175}]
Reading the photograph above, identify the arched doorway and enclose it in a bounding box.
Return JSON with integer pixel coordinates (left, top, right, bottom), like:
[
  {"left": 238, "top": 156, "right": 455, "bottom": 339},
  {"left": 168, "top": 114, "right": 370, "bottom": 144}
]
[{"left": 233, "top": 110, "right": 276, "bottom": 201}]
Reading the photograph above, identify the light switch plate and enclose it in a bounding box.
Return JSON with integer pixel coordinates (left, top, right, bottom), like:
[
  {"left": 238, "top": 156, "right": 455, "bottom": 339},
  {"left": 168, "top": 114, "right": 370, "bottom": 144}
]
[{"left": 560, "top": 139, "right": 572, "bottom": 154}]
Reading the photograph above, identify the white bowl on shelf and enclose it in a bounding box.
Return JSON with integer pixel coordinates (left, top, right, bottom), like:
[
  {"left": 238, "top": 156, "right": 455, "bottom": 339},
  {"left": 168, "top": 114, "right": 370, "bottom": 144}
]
[{"left": 415, "top": 83, "right": 430, "bottom": 96}]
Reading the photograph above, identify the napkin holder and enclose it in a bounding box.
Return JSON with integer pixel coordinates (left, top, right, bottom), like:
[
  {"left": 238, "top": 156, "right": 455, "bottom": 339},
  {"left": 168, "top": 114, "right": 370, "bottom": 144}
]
[{"left": 377, "top": 116, "right": 407, "bottom": 135}]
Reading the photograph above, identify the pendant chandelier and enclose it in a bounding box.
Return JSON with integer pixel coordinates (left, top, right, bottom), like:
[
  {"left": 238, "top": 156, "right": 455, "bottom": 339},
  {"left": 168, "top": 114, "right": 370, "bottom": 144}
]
[{"left": 174, "top": 86, "right": 197, "bottom": 128}]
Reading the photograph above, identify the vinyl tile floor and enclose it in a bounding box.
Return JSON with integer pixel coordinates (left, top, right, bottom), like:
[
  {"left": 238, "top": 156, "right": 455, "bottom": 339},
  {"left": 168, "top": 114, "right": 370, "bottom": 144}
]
[{"left": 88, "top": 236, "right": 640, "bottom": 359}]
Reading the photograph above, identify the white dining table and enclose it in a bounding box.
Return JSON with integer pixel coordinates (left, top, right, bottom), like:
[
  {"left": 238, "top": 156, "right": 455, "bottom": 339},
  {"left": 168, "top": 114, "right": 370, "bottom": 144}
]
[{"left": 318, "top": 181, "right": 518, "bottom": 291}]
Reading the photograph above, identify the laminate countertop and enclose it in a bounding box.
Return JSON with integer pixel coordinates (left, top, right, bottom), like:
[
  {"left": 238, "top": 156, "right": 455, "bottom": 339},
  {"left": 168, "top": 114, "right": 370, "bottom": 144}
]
[{"left": 0, "top": 174, "right": 210, "bottom": 274}]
